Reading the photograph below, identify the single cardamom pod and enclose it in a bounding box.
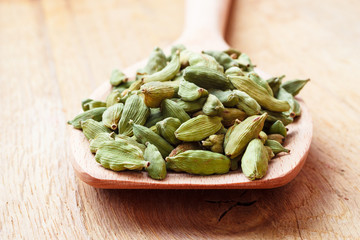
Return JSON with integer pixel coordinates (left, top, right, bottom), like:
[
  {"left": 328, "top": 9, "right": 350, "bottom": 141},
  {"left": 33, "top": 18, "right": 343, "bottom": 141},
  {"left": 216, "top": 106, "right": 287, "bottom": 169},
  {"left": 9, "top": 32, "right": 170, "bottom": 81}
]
[
  {"left": 131, "top": 122, "right": 174, "bottom": 158},
  {"left": 106, "top": 90, "right": 122, "bottom": 107},
  {"left": 118, "top": 94, "right": 150, "bottom": 136},
  {"left": 110, "top": 69, "right": 128, "bottom": 86},
  {"left": 277, "top": 87, "right": 297, "bottom": 117},
  {"left": 136, "top": 47, "right": 167, "bottom": 79},
  {"left": 95, "top": 139, "right": 149, "bottom": 171},
  {"left": 258, "top": 131, "right": 268, "bottom": 144},
  {"left": 81, "top": 98, "right": 93, "bottom": 111},
  {"left": 266, "top": 75, "right": 285, "bottom": 97},
  {"left": 68, "top": 107, "right": 106, "bottom": 129},
  {"left": 261, "top": 109, "right": 293, "bottom": 126},
  {"left": 169, "top": 97, "right": 207, "bottom": 113},
  {"left": 268, "top": 120, "right": 287, "bottom": 137},
  {"left": 281, "top": 79, "right": 310, "bottom": 96},
  {"left": 144, "top": 143, "right": 167, "bottom": 180},
  {"left": 265, "top": 139, "right": 290, "bottom": 154},
  {"left": 84, "top": 100, "right": 106, "bottom": 110},
  {"left": 241, "top": 139, "right": 269, "bottom": 180},
  {"left": 115, "top": 134, "right": 146, "bottom": 153},
  {"left": 209, "top": 89, "right": 239, "bottom": 107},
  {"left": 233, "top": 90, "right": 261, "bottom": 116},
  {"left": 165, "top": 150, "right": 230, "bottom": 175},
  {"left": 223, "top": 119, "right": 241, "bottom": 149},
  {"left": 224, "top": 113, "right": 267, "bottom": 159},
  {"left": 81, "top": 119, "right": 111, "bottom": 140},
  {"left": 102, "top": 103, "right": 124, "bottom": 130},
  {"left": 246, "top": 72, "right": 273, "bottom": 96},
  {"left": 188, "top": 52, "right": 224, "bottom": 72},
  {"left": 178, "top": 78, "right": 209, "bottom": 102},
  {"left": 202, "top": 94, "right": 224, "bottom": 116},
  {"left": 225, "top": 66, "right": 245, "bottom": 77},
  {"left": 156, "top": 117, "right": 182, "bottom": 145},
  {"left": 220, "top": 108, "right": 247, "bottom": 127},
  {"left": 160, "top": 99, "right": 190, "bottom": 123},
  {"left": 141, "top": 81, "right": 176, "bottom": 108},
  {"left": 89, "top": 132, "right": 116, "bottom": 153},
  {"left": 236, "top": 52, "right": 255, "bottom": 72},
  {"left": 203, "top": 50, "right": 239, "bottom": 70},
  {"left": 175, "top": 115, "right": 223, "bottom": 142}
]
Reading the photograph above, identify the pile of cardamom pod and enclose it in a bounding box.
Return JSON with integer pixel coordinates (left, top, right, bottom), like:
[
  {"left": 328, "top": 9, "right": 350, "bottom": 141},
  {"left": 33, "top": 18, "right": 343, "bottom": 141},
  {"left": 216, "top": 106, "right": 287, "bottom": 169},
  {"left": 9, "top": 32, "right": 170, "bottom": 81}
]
[{"left": 68, "top": 45, "right": 309, "bottom": 180}]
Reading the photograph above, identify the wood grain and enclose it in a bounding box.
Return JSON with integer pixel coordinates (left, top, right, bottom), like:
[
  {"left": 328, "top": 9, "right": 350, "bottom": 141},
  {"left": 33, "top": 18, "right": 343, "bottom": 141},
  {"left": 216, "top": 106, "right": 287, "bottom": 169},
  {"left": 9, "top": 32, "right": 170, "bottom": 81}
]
[{"left": 1, "top": 0, "right": 360, "bottom": 239}]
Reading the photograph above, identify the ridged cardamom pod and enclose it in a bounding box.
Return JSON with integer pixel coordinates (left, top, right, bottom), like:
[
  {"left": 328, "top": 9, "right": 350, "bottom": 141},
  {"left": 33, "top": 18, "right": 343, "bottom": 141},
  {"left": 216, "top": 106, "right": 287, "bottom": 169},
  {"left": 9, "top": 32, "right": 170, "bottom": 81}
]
[
  {"left": 224, "top": 113, "right": 267, "bottom": 159},
  {"left": 241, "top": 139, "right": 269, "bottom": 180},
  {"left": 156, "top": 117, "right": 182, "bottom": 145},
  {"left": 170, "top": 97, "right": 207, "bottom": 113},
  {"left": 188, "top": 52, "right": 224, "bottom": 72},
  {"left": 246, "top": 72, "right": 273, "bottom": 96},
  {"left": 236, "top": 52, "right": 254, "bottom": 72},
  {"left": 168, "top": 142, "right": 202, "bottom": 157},
  {"left": 160, "top": 99, "right": 190, "bottom": 123},
  {"left": 183, "top": 66, "right": 234, "bottom": 90},
  {"left": 178, "top": 78, "right": 208, "bottom": 102},
  {"left": 265, "top": 139, "right": 290, "bottom": 154},
  {"left": 89, "top": 132, "right": 115, "bottom": 153},
  {"left": 203, "top": 50, "right": 239, "bottom": 70},
  {"left": 106, "top": 90, "right": 121, "bottom": 107},
  {"left": 220, "top": 108, "right": 247, "bottom": 127},
  {"left": 115, "top": 134, "right": 146, "bottom": 153},
  {"left": 118, "top": 94, "right": 150, "bottom": 136},
  {"left": 81, "top": 119, "right": 111, "bottom": 140},
  {"left": 281, "top": 78, "right": 310, "bottom": 96},
  {"left": 225, "top": 66, "right": 245, "bottom": 77},
  {"left": 202, "top": 94, "right": 224, "bottom": 116},
  {"left": 268, "top": 120, "right": 287, "bottom": 137},
  {"left": 132, "top": 122, "right": 174, "bottom": 158},
  {"left": 110, "top": 69, "right": 128, "bottom": 87},
  {"left": 142, "top": 51, "right": 180, "bottom": 83},
  {"left": 68, "top": 107, "right": 106, "bottom": 129},
  {"left": 266, "top": 75, "right": 285, "bottom": 97},
  {"left": 84, "top": 100, "right": 106, "bottom": 110},
  {"left": 233, "top": 90, "right": 261, "bottom": 116},
  {"left": 209, "top": 89, "right": 238, "bottom": 107},
  {"left": 141, "top": 81, "right": 176, "bottom": 108},
  {"left": 165, "top": 150, "right": 230, "bottom": 175},
  {"left": 136, "top": 47, "right": 167, "bottom": 79},
  {"left": 95, "top": 139, "right": 149, "bottom": 171},
  {"left": 223, "top": 119, "right": 241, "bottom": 148},
  {"left": 81, "top": 98, "right": 93, "bottom": 111},
  {"left": 202, "top": 134, "right": 225, "bottom": 153},
  {"left": 229, "top": 75, "right": 290, "bottom": 112},
  {"left": 175, "top": 115, "right": 223, "bottom": 141},
  {"left": 267, "top": 134, "right": 285, "bottom": 144},
  {"left": 277, "top": 87, "right": 297, "bottom": 117},
  {"left": 102, "top": 103, "right": 124, "bottom": 130},
  {"left": 144, "top": 143, "right": 167, "bottom": 180}
]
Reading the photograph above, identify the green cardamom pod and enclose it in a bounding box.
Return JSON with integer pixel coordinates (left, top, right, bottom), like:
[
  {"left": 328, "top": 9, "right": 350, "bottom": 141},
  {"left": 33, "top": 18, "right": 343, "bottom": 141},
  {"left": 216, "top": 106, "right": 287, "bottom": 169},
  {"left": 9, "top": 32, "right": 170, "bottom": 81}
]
[
  {"left": 178, "top": 78, "right": 208, "bottom": 102},
  {"left": 266, "top": 75, "right": 285, "bottom": 97},
  {"left": 170, "top": 97, "right": 207, "bottom": 113},
  {"left": 89, "top": 132, "right": 116, "bottom": 153},
  {"left": 81, "top": 98, "right": 93, "bottom": 111},
  {"left": 160, "top": 99, "right": 190, "bottom": 123},
  {"left": 277, "top": 87, "right": 297, "bottom": 117},
  {"left": 229, "top": 75, "right": 290, "bottom": 112},
  {"left": 168, "top": 142, "right": 202, "bottom": 157},
  {"left": 84, "top": 100, "right": 106, "bottom": 110},
  {"left": 175, "top": 115, "right": 223, "bottom": 141},
  {"left": 233, "top": 90, "right": 261, "bottom": 116},
  {"left": 95, "top": 139, "right": 149, "bottom": 171},
  {"left": 261, "top": 109, "right": 293, "bottom": 126},
  {"left": 115, "top": 134, "right": 146, "bottom": 153},
  {"left": 241, "top": 139, "right": 269, "bottom": 180},
  {"left": 142, "top": 51, "right": 180, "bottom": 83},
  {"left": 223, "top": 119, "right": 241, "bottom": 148},
  {"left": 118, "top": 94, "right": 150, "bottom": 136},
  {"left": 156, "top": 117, "right": 182, "bottom": 146},
  {"left": 168, "top": 44, "right": 186, "bottom": 61},
  {"left": 224, "top": 113, "right": 267, "bottom": 159},
  {"left": 202, "top": 94, "right": 224, "bottom": 116},
  {"left": 209, "top": 89, "right": 239, "bottom": 107},
  {"left": 81, "top": 119, "right": 111, "bottom": 140},
  {"left": 268, "top": 120, "right": 287, "bottom": 137},
  {"left": 102, "top": 103, "right": 124, "bottom": 130},
  {"left": 141, "top": 81, "right": 176, "bottom": 108},
  {"left": 223, "top": 49, "right": 242, "bottom": 59},
  {"left": 236, "top": 52, "right": 255, "bottom": 72},
  {"left": 144, "top": 143, "right": 167, "bottom": 180},
  {"left": 202, "top": 134, "right": 225, "bottom": 153},
  {"left": 281, "top": 79, "right": 310, "bottom": 96},
  {"left": 68, "top": 107, "right": 106, "bottom": 129},
  {"left": 165, "top": 150, "right": 231, "bottom": 175},
  {"left": 106, "top": 90, "right": 122, "bottom": 107},
  {"left": 225, "top": 66, "right": 245, "bottom": 77},
  {"left": 183, "top": 66, "right": 234, "bottom": 90},
  {"left": 267, "top": 134, "right": 285, "bottom": 144},
  {"left": 136, "top": 47, "right": 167, "bottom": 79},
  {"left": 203, "top": 50, "right": 239, "bottom": 70},
  {"left": 110, "top": 69, "right": 128, "bottom": 86},
  {"left": 131, "top": 122, "right": 174, "bottom": 158},
  {"left": 188, "top": 52, "right": 224, "bottom": 72},
  {"left": 246, "top": 72, "right": 273, "bottom": 96},
  {"left": 220, "top": 108, "right": 247, "bottom": 127},
  {"left": 258, "top": 131, "right": 268, "bottom": 144},
  {"left": 265, "top": 139, "right": 290, "bottom": 154}
]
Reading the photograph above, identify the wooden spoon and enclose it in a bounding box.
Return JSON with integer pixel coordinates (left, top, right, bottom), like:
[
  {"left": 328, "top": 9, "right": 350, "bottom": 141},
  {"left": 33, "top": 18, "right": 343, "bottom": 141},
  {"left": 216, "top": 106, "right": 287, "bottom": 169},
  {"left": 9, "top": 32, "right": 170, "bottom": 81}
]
[{"left": 69, "top": 0, "right": 312, "bottom": 189}]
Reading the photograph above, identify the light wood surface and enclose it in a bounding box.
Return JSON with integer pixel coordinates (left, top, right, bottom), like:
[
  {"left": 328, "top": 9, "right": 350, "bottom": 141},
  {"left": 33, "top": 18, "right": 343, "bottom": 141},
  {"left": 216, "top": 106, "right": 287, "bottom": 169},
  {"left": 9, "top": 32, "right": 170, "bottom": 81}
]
[
  {"left": 70, "top": 0, "right": 313, "bottom": 189},
  {"left": 1, "top": 0, "right": 360, "bottom": 239}
]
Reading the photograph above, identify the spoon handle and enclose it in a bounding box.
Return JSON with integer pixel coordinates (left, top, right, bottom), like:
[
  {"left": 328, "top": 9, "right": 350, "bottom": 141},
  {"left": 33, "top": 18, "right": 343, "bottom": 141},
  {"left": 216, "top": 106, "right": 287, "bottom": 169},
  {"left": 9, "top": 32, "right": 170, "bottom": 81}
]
[{"left": 176, "top": 0, "right": 232, "bottom": 50}]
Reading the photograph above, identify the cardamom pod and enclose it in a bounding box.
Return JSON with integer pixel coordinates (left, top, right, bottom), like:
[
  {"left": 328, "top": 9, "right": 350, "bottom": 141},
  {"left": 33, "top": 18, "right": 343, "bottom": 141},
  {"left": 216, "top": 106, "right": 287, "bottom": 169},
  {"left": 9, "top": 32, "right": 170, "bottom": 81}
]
[
  {"left": 241, "top": 139, "right": 269, "bottom": 180},
  {"left": 141, "top": 81, "right": 176, "bottom": 108},
  {"left": 268, "top": 120, "right": 287, "bottom": 137},
  {"left": 106, "top": 90, "right": 121, "bottom": 107},
  {"left": 202, "top": 134, "right": 225, "bottom": 153},
  {"left": 233, "top": 90, "right": 261, "bottom": 116},
  {"left": 281, "top": 78, "right": 310, "bottom": 96},
  {"left": 81, "top": 98, "right": 93, "bottom": 111},
  {"left": 246, "top": 72, "right": 273, "bottom": 96},
  {"left": 161, "top": 99, "right": 190, "bottom": 123},
  {"left": 89, "top": 132, "right": 115, "bottom": 153},
  {"left": 209, "top": 89, "right": 238, "bottom": 107},
  {"left": 156, "top": 117, "right": 182, "bottom": 145},
  {"left": 68, "top": 107, "right": 106, "bottom": 129},
  {"left": 95, "top": 139, "right": 149, "bottom": 171},
  {"left": 131, "top": 122, "right": 174, "bottom": 158},
  {"left": 265, "top": 139, "right": 290, "bottom": 154},
  {"left": 102, "top": 103, "right": 124, "bottom": 130},
  {"left": 223, "top": 119, "right": 241, "bottom": 148},
  {"left": 203, "top": 50, "right": 239, "bottom": 70},
  {"left": 220, "top": 108, "right": 247, "bottom": 127},
  {"left": 175, "top": 115, "right": 223, "bottom": 141},
  {"left": 225, "top": 66, "right": 245, "bottom": 76},
  {"left": 178, "top": 78, "right": 208, "bottom": 102},
  {"left": 224, "top": 113, "right": 267, "bottom": 159},
  {"left": 202, "top": 94, "right": 224, "bottom": 116},
  {"left": 170, "top": 97, "right": 207, "bottom": 113},
  {"left": 118, "top": 94, "right": 150, "bottom": 136},
  {"left": 266, "top": 75, "right": 285, "bottom": 97},
  {"left": 189, "top": 52, "right": 224, "bottom": 72},
  {"left": 144, "top": 143, "right": 167, "bottom": 180},
  {"left": 81, "top": 119, "right": 111, "bottom": 140},
  {"left": 258, "top": 131, "right": 268, "bottom": 144},
  {"left": 110, "top": 69, "right": 128, "bottom": 86},
  {"left": 165, "top": 150, "right": 231, "bottom": 175},
  {"left": 115, "top": 134, "right": 146, "bottom": 152},
  {"left": 84, "top": 100, "right": 106, "bottom": 110},
  {"left": 236, "top": 52, "right": 254, "bottom": 72},
  {"left": 261, "top": 110, "right": 293, "bottom": 126},
  {"left": 267, "top": 134, "right": 285, "bottom": 144},
  {"left": 136, "top": 47, "right": 167, "bottom": 79},
  {"left": 143, "top": 51, "right": 180, "bottom": 83}
]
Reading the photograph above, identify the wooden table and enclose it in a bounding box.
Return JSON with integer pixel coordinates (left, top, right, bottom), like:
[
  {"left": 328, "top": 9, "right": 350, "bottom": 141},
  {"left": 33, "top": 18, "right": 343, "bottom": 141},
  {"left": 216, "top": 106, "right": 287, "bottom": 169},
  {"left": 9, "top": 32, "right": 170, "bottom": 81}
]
[{"left": 1, "top": 0, "right": 359, "bottom": 239}]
